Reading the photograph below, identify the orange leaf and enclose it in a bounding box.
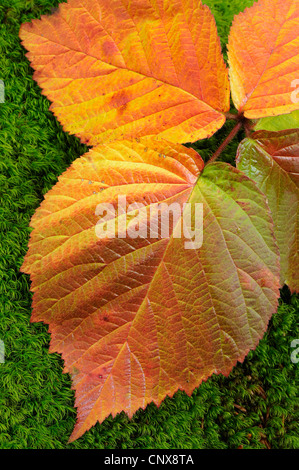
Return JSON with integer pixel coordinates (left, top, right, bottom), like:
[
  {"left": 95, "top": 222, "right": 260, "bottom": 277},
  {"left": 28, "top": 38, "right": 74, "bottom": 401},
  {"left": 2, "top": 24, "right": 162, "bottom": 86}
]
[
  {"left": 21, "top": 139, "right": 280, "bottom": 442},
  {"left": 237, "top": 129, "right": 299, "bottom": 292},
  {"left": 19, "top": 0, "right": 229, "bottom": 145},
  {"left": 228, "top": 0, "right": 299, "bottom": 118}
]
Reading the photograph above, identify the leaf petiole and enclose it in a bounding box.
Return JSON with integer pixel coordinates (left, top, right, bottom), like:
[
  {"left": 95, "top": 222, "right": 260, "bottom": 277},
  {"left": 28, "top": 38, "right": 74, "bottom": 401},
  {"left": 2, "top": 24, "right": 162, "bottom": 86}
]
[
  {"left": 206, "top": 120, "right": 243, "bottom": 165},
  {"left": 225, "top": 112, "right": 239, "bottom": 121}
]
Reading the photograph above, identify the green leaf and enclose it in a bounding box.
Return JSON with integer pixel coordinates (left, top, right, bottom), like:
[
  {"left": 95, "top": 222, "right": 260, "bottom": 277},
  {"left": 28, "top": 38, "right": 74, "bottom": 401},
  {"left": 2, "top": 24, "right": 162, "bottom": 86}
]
[{"left": 237, "top": 129, "right": 299, "bottom": 292}]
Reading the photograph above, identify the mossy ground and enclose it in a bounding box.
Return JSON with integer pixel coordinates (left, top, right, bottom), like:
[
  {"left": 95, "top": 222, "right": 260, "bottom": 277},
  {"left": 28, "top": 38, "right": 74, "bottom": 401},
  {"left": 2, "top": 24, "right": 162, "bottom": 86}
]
[{"left": 0, "top": 0, "right": 298, "bottom": 449}]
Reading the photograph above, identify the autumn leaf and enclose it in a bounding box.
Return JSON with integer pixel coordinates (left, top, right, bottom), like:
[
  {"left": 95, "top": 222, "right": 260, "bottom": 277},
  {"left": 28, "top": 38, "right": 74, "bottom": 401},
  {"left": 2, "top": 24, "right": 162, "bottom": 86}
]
[
  {"left": 237, "top": 129, "right": 299, "bottom": 292},
  {"left": 228, "top": 0, "right": 299, "bottom": 119},
  {"left": 18, "top": 0, "right": 297, "bottom": 444},
  {"left": 21, "top": 139, "right": 280, "bottom": 442},
  {"left": 19, "top": 0, "right": 229, "bottom": 145}
]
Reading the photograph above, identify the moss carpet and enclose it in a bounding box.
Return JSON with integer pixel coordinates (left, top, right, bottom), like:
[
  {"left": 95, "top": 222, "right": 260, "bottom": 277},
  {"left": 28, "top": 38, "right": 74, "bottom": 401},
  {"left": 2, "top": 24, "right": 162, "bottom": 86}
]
[{"left": 0, "top": 0, "right": 298, "bottom": 449}]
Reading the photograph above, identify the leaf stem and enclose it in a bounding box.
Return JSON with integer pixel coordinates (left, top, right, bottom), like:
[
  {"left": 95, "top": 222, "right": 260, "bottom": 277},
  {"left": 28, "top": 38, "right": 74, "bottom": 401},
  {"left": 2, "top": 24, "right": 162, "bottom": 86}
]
[
  {"left": 225, "top": 112, "right": 239, "bottom": 121},
  {"left": 206, "top": 121, "right": 243, "bottom": 165}
]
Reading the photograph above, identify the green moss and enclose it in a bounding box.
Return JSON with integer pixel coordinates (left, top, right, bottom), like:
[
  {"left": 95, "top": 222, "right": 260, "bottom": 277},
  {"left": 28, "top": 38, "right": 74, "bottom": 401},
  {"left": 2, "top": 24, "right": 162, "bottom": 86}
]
[{"left": 0, "top": 0, "right": 298, "bottom": 449}]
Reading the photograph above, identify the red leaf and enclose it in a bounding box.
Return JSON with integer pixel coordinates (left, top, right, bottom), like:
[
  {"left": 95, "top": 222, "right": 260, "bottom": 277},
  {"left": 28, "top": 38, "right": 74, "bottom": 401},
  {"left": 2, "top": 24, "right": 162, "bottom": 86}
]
[{"left": 22, "top": 139, "right": 280, "bottom": 441}]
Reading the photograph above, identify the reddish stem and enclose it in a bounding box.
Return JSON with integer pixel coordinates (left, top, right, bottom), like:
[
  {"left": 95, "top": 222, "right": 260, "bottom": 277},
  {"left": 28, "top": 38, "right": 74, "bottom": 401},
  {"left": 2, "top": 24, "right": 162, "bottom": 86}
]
[
  {"left": 225, "top": 112, "right": 239, "bottom": 121},
  {"left": 206, "top": 121, "right": 243, "bottom": 165}
]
